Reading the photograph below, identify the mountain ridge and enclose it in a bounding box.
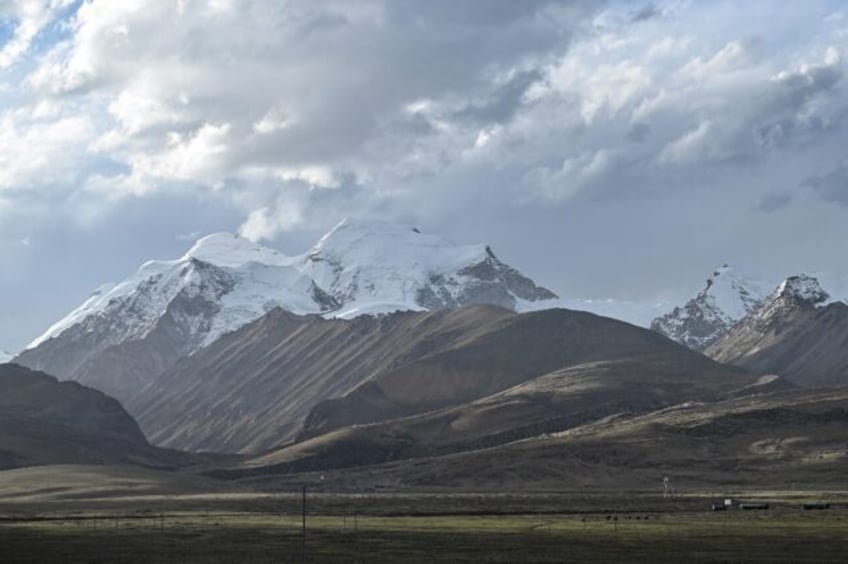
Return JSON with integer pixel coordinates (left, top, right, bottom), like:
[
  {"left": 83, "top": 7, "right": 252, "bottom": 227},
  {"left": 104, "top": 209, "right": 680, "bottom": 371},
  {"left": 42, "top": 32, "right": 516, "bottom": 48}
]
[
  {"left": 651, "top": 265, "right": 771, "bottom": 349},
  {"left": 16, "top": 220, "right": 558, "bottom": 403},
  {"left": 129, "top": 305, "right": 767, "bottom": 455},
  {"left": 706, "top": 275, "right": 848, "bottom": 387},
  {"left": 651, "top": 267, "right": 848, "bottom": 350},
  {"left": 0, "top": 363, "right": 197, "bottom": 470}
]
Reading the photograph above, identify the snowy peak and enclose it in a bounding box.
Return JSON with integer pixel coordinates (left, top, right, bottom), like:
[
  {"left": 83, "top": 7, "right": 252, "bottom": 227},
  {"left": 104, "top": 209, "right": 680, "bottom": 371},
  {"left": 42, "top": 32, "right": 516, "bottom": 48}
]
[
  {"left": 651, "top": 265, "right": 770, "bottom": 350},
  {"left": 304, "top": 218, "right": 489, "bottom": 274},
  {"left": 700, "top": 265, "right": 770, "bottom": 320},
  {"left": 773, "top": 274, "right": 829, "bottom": 305},
  {"left": 183, "top": 232, "right": 293, "bottom": 268},
  {"left": 300, "top": 218, "right": 557, "bottom": 313},
  {"left": 653, "top": 267, "right": 848, "bottom": 351},
  {"left": 728, "top": 273, "right": 840, "bottom": 330},
  {"left": 19, "top": 220, "right": 559, "bottom": 401},
  {"left": 24, "top": 220, "right": 558, "bottom": 371},
  {"left": 0, "top": 351, "right": 12, "bottom": 363}
]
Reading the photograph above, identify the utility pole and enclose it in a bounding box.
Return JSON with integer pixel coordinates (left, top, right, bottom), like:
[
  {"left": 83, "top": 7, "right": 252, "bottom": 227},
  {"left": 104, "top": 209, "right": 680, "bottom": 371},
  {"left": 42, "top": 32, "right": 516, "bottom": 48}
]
[{"left": 302, "top": 485, "right": 307, "bottom": 563}]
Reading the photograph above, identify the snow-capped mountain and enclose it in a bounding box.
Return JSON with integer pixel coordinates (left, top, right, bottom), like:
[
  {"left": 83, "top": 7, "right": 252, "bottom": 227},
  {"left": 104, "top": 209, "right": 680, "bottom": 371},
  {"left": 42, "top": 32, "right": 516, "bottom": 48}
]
[
  {"left": 653, "top": 266, "right": 848, "bottom": 351},
  {"left": 31, "top": 219, "right": 558, "bottom": 351},
  {"left": 651, "top": 265, "right": 772, "bottom": 350},
  {"left": 28, "top": 233, "right": 325, "bottom": 353},
  {"left": 0, "top": 351, "right": 12, "bottom": 364},
  {"left": 17, "top": 219, "right": 558, "bottom": 401},
  {"left": 771, "top": 274, "right": 831, "bottom": 305},
  {"left": 706, "top": 274, "right": 848, "bottom": 387},
  {"left": 720, "top": 274, "right": 833, "bottom": 337},
  {"left": 299, "top": 219, "right": 557, "bottom": 317}
]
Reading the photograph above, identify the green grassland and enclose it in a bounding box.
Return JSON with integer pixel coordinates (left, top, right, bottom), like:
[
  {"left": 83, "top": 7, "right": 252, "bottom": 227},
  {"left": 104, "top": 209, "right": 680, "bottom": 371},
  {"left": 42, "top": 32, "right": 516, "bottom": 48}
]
[
  {"left": 3, "top": 509, "right": 848, "bottom": 563},
  {"left": 3, "top": 484, "right": 848, "bottom": 563}
]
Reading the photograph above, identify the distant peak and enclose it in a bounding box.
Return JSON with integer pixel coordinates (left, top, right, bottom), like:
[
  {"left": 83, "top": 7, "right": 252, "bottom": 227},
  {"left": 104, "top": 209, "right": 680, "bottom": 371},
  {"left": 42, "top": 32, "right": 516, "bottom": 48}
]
[
  {"left": 702, "top": 264, "right": 742, "bottom": 293},
  {"left": 710, "top": 264, "right": 737, "bottom": 279}
]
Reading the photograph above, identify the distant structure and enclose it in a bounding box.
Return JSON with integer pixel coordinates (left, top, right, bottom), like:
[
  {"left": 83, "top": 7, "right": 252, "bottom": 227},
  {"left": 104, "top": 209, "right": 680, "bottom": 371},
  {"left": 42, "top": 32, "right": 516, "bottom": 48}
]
[
  {"left": 740, "top": 502, "right": 769, "bottom": 511},
  {"left": 802, "top": 502, "right": 830, "bottom": 510},
  {"left": 663, "top": 476, "right": 670, "bottom": 498}
]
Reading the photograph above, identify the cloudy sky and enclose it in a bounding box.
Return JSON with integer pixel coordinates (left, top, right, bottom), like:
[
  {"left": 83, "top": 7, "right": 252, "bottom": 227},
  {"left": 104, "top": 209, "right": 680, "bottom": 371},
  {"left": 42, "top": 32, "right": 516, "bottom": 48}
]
[{"left": 1, "top": 0, "right": 848, "bottom": 352}]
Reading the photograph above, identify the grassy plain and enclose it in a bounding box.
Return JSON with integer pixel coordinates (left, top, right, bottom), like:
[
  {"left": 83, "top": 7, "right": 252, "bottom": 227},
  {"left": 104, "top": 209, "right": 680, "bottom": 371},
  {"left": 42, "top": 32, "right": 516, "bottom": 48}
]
[{"left": 2, "top": 471, "right": 848, "bottom": 563}]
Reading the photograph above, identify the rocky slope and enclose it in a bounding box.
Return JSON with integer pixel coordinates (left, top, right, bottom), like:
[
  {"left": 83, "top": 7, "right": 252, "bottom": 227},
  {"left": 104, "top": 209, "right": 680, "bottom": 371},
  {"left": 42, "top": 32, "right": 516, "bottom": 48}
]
[
  {"left": 132, "top": 305, "right": 773, "bottom": 456},
  {"left": 706, "top": 275, "right": 848, "bottom": 387},
  {"left": 131, "top": 305, "right": 515, "bottom": 453},
  {"left": 0, "top": 364, "right": 193, "bottom": 469},
  {"left": 16, "top": 220, "right": 557, "bottom": 403}
]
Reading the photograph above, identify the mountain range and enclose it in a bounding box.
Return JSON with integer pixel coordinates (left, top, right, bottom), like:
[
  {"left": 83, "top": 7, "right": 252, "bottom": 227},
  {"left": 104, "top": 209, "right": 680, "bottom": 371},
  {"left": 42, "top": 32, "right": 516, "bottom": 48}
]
[
  {"left": 13, "top": 222, "right": 848, "bottom": 414},
  {"left": 653, "top": 265, "right": 845, "bottom": 339},
  {"left": 4, "top": 220, "right": 848, "bottom": 492},
  {"left": 15, "top": 219, "right": 558, "bottom": 402},
  {"left": 707, "top": 275, "right": 848, "bottom": 387}
]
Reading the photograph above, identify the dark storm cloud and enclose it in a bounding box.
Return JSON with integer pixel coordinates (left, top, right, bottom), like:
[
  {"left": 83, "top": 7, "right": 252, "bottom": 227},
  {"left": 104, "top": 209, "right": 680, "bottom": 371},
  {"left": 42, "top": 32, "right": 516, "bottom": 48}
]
[
  {"left": 627, "top": 123, "right": 650, "bottom": 143},
  {"left": 758, "top": 191, "right": 793, "bottom": 212},
  {"left": 385, "top": 0, "right": 565, "bottom": 26},
  {"left": 630, "top": 4, "right": 660, "bottom": 22},
  {"left": 752, "top": 53, "right": 844, "bottom": 152}
]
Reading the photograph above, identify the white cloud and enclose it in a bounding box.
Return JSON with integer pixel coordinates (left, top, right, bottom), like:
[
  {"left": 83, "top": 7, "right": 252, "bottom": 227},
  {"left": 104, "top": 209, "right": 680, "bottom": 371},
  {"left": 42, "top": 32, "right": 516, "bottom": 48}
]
[
  {"left": 132, "top": 122, "right": 232, "bottom": 183},
  {"left": 20, "top": 1, "right": 594, "bottom": 204},
  {"left": 238, "top": 204, "right": 304, "bottom": 242},
  {"left": 659, "top": 120, "right": 715, "bottom": 164},
  {"left": 0, "top": 108, "right": 92, "bottom": 190},
  {"left": 5, "top": 1, "right": 848, "bottom": 352},
  {"left": 0, "top": 0, "right": 71, "bottom": 69},
  {"left": 681, "top": 40, "right": 758, "bottom": 80},
  {"left": 522, "top": 149, "right": 614, "bottom": 201},
  {"left": 253, "top": 107, "right": 293, "bottom": 134}
]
